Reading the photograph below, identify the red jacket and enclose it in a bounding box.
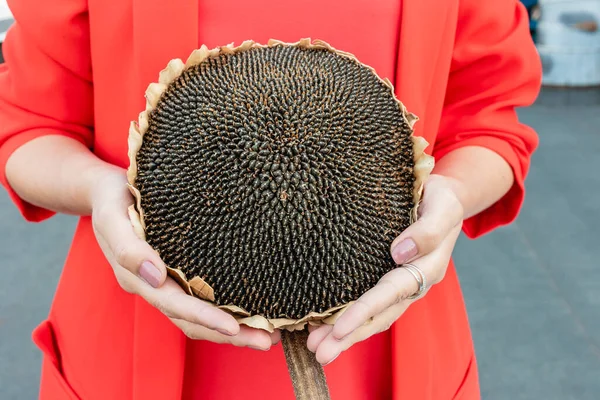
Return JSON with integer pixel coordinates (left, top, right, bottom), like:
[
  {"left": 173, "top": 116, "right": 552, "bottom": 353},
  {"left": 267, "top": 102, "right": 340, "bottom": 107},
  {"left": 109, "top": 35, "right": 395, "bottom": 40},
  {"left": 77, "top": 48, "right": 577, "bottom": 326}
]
[{"left": 0, "top": 0, "right": 540, "bottom": 399}]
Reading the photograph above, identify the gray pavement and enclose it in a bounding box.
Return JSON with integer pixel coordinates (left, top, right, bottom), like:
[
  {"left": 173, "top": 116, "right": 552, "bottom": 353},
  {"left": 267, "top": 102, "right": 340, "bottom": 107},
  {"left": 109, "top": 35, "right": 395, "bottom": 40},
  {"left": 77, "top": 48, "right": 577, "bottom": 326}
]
[
  {"left": 454, "top": 88, "right": 600, "bottom": 399},
  {"left": 1, "top": 88, "right": 599, "bottom": 399}
]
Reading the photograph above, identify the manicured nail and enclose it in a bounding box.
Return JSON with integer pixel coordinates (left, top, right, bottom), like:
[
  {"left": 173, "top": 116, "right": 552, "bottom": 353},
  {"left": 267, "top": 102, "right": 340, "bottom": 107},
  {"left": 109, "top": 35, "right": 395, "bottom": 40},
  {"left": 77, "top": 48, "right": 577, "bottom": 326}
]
[
  {"left": 249, "top": 345, "right": 269, "bottom": 351},
  {"left": 391, "top": 239, "right": 418, "bottom": 264},
  {"left": 217, "top": 328, "right": 235, "bottom": 337},
  {"left": 323, "top": 353, "right": 340, "bottom": 366},
  {"left": 139, "top": 261, "right": 161, "bottom": 288}
]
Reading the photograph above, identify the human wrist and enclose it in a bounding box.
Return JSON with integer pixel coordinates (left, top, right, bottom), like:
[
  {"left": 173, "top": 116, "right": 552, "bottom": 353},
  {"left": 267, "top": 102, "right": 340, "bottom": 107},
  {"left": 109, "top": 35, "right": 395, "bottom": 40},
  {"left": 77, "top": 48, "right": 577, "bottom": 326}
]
[
  {"left": 86, "top": 162, "right": 128, "bottom": 213},
  {"left": 424, "top": 173, "right": 467, "bottom": 221},
  {"left": 430, "top": 145, "right": 514, "bottom": 220}
]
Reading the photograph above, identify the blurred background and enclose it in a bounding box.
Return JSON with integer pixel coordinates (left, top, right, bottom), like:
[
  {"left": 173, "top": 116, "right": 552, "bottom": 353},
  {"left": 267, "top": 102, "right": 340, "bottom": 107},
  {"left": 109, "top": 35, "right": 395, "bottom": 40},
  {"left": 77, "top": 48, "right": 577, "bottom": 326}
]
[{"left": 1, "top": 0, "right": 599, "bottom": 399}]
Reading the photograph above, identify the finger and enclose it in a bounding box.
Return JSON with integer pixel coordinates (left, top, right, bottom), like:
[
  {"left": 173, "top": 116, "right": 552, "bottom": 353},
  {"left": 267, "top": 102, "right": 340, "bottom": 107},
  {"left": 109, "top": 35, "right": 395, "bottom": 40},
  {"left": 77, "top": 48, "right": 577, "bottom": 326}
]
[
  {"left": 94, "top": 203, "right": 167, "bottom": 289},
  {"left": 134, "top": 277, "right": 240, "bottom": 336},
  {"left": 315, "top": 301, "right": 410, "bottom": 365},
  {"left": 334, "top": 226, "right": 462, "bottom": 341},
  {"left": 270, "top": 329, "right": 282, "bottom": 345},
  {"left": 307, "top": 324, "right": 333, "bottom": 353},
  {"left": 331, "top": 267, "right": 419, "bottom": 340},
  {"left": 390, "top": 180, "right": 463, "bottom": 264},
  {"left": 174, "top": 319, "right": 274, "bottom": 350}
]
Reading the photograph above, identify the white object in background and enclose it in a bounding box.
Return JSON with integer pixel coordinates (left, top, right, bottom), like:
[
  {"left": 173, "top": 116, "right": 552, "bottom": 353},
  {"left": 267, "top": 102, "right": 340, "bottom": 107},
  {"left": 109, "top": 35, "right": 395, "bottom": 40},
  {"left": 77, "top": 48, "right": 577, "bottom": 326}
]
[
  {"left": 538, "top": 0, "right": 600, "bottom": 23},
  {"left": 537, "top": 0, "right": 600, "bottom": 86},
  {"left": 0, "top": 0, "right": 14, "bottom": 43},
  {"left": 537, "top": 44, "right": 600, "bottom": 86}
]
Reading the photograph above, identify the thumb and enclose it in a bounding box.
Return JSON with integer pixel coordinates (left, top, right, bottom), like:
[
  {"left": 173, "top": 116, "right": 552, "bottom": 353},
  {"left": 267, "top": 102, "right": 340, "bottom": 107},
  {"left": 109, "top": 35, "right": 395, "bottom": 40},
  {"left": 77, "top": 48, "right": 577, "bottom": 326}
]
[
  {"left": 389, "top": 179, "right": 463, "bottom": 264},
  {"left": 94, "top": 202, "right": 167, "bottom": 289}
]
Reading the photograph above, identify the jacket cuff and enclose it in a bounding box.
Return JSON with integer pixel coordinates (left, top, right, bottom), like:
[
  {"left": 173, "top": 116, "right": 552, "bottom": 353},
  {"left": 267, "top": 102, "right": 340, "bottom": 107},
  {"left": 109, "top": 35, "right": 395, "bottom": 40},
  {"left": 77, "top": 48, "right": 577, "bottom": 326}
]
[{"left": 432, "top": 136, "right": 525, "bottom": 239}]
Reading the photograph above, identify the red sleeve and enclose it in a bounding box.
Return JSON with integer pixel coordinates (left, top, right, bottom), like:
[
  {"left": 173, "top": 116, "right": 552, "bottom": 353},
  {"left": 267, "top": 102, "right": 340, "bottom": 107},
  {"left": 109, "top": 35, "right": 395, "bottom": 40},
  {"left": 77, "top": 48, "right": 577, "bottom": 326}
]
[
  {"left": 0, "top": 0, "right": 94, "bottom": 222},
  {"left": 433, "top": 0, "right": 542, "bottom": 239}
]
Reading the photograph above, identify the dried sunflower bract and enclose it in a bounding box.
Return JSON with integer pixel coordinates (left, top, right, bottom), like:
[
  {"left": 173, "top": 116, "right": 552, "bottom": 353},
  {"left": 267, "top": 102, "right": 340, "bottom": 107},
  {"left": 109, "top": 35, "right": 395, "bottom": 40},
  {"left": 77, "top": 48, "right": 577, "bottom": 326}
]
[{"left": 127, "top": 38, "right": 434, "bottom": 332}]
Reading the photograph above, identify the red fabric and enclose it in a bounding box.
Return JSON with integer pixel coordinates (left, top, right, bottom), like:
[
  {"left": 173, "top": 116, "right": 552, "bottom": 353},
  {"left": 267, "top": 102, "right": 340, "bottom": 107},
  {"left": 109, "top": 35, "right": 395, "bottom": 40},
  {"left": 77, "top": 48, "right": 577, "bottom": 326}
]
[
  {"left": 0, "top": 0, "right": 541, "bottom": 399},
  {"left": 32, "top": 320, "right": 81, "bottom": 400},
  {"left": 432, "top": 2, "right": 541, "bottom": 238},
  {"left": 183, "top": 1, "right": 401, "bottom": 398}
]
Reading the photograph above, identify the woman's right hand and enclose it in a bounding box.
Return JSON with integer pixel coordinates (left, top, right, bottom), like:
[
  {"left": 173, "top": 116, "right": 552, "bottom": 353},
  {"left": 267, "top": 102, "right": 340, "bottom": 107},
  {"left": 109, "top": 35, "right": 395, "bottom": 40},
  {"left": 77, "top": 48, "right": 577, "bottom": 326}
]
[{"left": 90, "top": 167, "right": 280, "bottom": 351}]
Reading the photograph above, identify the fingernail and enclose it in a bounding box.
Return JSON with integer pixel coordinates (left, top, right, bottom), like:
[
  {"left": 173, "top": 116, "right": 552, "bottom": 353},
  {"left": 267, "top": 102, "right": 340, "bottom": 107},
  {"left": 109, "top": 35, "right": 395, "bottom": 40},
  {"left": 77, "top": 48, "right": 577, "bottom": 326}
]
[
  {"left": 217, "top": 328, "right": 235, "bottom": 336},
  {"left": 139, "top": 261, "right": 161, "bottom": 288},
  {"left": 323, "top": 353, "right": 340, "bottom": 366},
  {"left": 249, "top": 345, "right": 269, "bottom": 351},
  {"left": 391, "top": 239, "right": 418, "bottom": 264}
]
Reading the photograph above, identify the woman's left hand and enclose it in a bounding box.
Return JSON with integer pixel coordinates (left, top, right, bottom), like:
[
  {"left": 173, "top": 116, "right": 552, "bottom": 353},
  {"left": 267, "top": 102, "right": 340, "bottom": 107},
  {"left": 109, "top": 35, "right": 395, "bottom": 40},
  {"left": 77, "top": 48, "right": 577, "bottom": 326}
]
[{"left": 307, "top": 174, "right": 466, "bottom": 365}]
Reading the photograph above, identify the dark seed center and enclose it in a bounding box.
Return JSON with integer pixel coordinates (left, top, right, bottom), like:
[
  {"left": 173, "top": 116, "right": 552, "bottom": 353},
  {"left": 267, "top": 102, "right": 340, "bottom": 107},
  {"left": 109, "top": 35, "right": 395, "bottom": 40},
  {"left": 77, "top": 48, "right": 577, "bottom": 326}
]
[{"left": 135, "top": 45, "right": 415, "bottom": 319}]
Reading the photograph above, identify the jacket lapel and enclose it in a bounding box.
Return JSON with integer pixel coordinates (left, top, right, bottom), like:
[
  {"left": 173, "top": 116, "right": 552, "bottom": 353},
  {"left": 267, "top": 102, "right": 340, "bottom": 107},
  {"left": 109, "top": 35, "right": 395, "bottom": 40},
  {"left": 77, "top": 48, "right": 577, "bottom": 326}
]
[
  {"left": 391, "top": 1, "right": 457, "bottom": 399},
  {"left": 131, "top": 1, "right": 198, "bottom": 399},
  {"left": 394, "top": 0, "right": 457, "bottom": 146},
  {"left": 133, "top": 0, "right": 199, "bottom": 89}
]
